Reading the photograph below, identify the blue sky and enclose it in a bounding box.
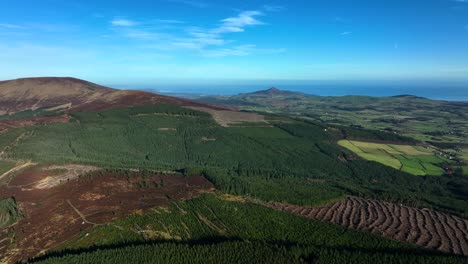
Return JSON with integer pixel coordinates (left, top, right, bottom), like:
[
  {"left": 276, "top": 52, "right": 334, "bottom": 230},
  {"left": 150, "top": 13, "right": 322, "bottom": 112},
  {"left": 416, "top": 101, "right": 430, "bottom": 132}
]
[{"left": 1, "top": 0, "right": 468, "bottom": 86}]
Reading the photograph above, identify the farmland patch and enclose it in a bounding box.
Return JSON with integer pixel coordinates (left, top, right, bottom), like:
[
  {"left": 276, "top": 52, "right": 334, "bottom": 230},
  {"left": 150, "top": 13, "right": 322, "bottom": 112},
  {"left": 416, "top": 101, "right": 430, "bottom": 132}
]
[{"left": 338, "top": 140, "right": 445, "bottom": 176}]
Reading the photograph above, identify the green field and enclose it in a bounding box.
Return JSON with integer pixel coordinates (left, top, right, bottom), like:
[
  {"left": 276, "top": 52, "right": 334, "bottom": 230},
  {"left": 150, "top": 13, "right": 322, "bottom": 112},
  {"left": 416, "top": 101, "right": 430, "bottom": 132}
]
[
  {"left": 31, "top": 195, "right": 466, "bottom": 264},
  {"left": 338, "top": 140, "right": 445, "bottom": 176}
]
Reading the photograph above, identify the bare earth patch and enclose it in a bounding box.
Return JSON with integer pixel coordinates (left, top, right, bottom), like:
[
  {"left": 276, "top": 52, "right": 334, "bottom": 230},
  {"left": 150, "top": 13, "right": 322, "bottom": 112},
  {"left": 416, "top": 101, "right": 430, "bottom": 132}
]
[
  {"left": 34, "top": 165, "right": 99, "bottom": 189},
  {"left": 186, "top": 106, "right": 267, "bottom": 127},
  {"left": 0, "top": 166, "right": 214, "bottom": 263}
]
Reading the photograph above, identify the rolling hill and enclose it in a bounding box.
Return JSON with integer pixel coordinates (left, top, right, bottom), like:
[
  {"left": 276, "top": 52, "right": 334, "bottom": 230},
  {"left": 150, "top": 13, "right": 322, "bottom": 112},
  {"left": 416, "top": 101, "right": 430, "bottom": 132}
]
[{"left": 0, "top": 77, "right": 219, "bottom": 115}]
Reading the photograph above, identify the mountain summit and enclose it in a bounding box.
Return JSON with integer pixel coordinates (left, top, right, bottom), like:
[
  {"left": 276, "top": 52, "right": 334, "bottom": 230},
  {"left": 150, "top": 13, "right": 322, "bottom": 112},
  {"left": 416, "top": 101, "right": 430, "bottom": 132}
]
[
  {"left": 0, "top": 77, "right": 216, "bottom": 115},
  {"left": 251, "top": 87, "right": 285, "bottom": 96}
]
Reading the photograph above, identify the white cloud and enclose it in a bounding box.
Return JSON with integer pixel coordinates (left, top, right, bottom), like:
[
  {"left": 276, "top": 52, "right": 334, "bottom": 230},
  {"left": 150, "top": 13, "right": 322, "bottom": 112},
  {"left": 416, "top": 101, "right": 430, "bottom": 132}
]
[
  {"left": 110, "top": 10, "right": 283, "bottom": 57},
  {"left": 340, "top": 31, "right": 352, "bottom": 36},
  {"left": 111, "top": 19, "right": 138, "bottom": 27},
  {"left": 215, "top": 11, "right": 264, "bottom": 34}
]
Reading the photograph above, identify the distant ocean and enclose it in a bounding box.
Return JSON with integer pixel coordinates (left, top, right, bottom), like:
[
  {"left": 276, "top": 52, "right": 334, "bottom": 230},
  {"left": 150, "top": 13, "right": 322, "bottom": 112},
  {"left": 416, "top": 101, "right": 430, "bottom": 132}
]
[{"left": 112, "top": 81, "right": 468, "bottom": 102}]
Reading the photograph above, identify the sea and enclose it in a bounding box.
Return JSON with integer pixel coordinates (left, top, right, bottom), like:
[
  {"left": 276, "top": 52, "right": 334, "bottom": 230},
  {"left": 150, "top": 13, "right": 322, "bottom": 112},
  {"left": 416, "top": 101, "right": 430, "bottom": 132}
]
[{"left": 112, "top": 81, "right": 468, "bottom": 102}]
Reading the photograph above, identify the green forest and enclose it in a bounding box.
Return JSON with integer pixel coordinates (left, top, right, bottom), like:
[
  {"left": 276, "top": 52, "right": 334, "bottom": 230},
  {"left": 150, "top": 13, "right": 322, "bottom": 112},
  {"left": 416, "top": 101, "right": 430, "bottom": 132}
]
[{"left": 1, "top": 104, "right": 467, "bottom": 216}]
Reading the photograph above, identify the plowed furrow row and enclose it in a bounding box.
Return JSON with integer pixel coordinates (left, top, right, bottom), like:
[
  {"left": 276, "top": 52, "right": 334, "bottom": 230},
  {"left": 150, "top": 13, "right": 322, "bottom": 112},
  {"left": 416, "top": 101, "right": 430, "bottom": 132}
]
[
  {"left": 386, "top": 203, "right": 402, "bottom": 237},
  {"left": 406, "top": 207, "right": 421, "bottom": 244},
  {"left": 331, "top": 200, "right": 347, "bottom": 224},
  {"left": 442, "top": 213, "right": 464, "bottom": 255},
  {"left": 379, "top": 202, "right": 394, "bottom": 234},
  {"left": 291, "top": 207, "right": 303, "bottom": 214},
  {"left": 349, "top": 197, "right": 362, "bottom": 229},
  {"left": 430, "top": 211, "right": 450, "bottom": 253},
  {"left": 307, "top": 207, "right": 319, "bottom": 218},
  {"left": 366, "top": 200, "right": 379, "bottom": 230},
  {"left": 323, "top": 202, "right": 341, "bottom": 222},
  {"left": 299, "top": 208, "right": 311, "bottom": 216},
  {"left": 267, "top": 196, "right": 468, "bottom": 256},
  {"left": 453, "top": 216, "right": 468, "bottom": 240},
  {"left": 394, "top": 206, "right": 410, "bottom": 242},
  {"left": 371, "top": 201, "right": 388, "bottom": 233},
  {"left": 340, "top": 198, "right": 353, "bottom": 227},
  {"left": 356, "top": 200, "right": 370, "bottom": 229},
  {"left": 415, "top": 210, "right": 431, "bottom": 247},
  {"left": 315, "top": 206, "right": 329, "bottom": 220},
  {"left": 449, "top": 216, "right": 468, "bottom": 255},
  {"left": 434, "top": 212, "right": 456, "bottom": 254},
  {"left": 422, "top": 210, "right": 441, "bottom": 250}
]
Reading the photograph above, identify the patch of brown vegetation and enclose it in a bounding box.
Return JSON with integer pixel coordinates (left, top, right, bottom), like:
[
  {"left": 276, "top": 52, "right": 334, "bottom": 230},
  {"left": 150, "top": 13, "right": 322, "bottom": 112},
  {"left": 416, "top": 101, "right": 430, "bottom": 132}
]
[
  {"left": 186, "top": 106, "right": 267, "bottom": 127},
  {"left": 158, "top": 128, "right": 177, "bottom": 131},
  {"left": 0, "top": 77, "right": 226, "bottom": 117},
  {"left": 219, "top": 194, "right": 247, "bottom": 203},
  {"left": 0, "top": 115, "right": 70, "bottom": 134},
  {"left": 268, "top": 197, "right": 468, "bottom": 256},
  {"left": 0, "top": 162, "right": 36, "bottom": 184},
  {"left": 0, "top": 166, "right": 213, "bottom": 263}
]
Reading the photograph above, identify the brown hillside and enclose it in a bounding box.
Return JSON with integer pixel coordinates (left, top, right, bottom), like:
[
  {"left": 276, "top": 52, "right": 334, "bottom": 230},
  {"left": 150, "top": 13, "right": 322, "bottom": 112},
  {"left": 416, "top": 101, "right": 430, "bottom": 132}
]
[{"left": 0, "top": 77, "right": 223, "bottom": 115}]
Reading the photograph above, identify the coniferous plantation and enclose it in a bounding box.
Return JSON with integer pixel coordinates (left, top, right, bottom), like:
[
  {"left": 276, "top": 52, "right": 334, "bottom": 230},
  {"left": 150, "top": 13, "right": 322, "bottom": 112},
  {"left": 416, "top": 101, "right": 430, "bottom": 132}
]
[
  {"left": 1, "top": 1, "right": 468, "bottom": 263},
  {"left": 0, "top": 96, "right": 467, "bottom": 263}
]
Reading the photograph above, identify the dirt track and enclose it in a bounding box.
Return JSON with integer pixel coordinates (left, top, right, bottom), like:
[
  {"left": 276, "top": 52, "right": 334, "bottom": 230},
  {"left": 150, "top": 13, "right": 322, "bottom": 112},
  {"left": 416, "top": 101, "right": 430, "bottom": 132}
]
[
  {"left": 269, "top": 197, "right": 468, "bottom": 256},
  {"left": 0, "top": 162, "right": 36, "bottom": 183}
]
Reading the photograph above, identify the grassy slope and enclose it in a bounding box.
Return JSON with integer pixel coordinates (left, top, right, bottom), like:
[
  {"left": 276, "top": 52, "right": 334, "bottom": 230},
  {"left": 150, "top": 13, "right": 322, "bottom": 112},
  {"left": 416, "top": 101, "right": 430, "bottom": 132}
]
[{"left": 31, "top": 195, "right": 466, "bottom": 264}]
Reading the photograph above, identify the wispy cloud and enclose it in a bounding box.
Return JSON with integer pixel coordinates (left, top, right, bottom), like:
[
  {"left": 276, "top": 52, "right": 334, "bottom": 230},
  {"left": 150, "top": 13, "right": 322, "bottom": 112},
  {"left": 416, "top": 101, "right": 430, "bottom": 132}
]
[
  {"left": 111, "top": 19, "right": 138, "bottom": 27},
  {"left": 215, "top": 11, "right": 264, "bottom": 33},
  {"left": 340, "top": 31, "right": 352, "bottom": 36},
  {"left": 110, "top": 9, "right": 283, "bottom": 57}
]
